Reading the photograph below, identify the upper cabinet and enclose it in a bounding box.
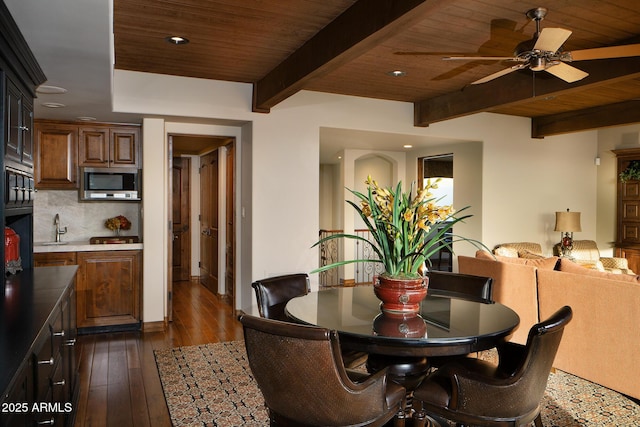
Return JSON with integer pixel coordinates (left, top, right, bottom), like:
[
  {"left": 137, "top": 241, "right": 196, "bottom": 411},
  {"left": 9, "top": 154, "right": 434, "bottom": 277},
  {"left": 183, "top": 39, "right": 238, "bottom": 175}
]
[
  {"left": 79, "top": 125, "right": 140, "bottom": 168},
  {"left": 35, "top": 122, "right": 78, "bottom": 189},
  {"left": 5, "top": 77, "right": 34, "bottom": 168},
  {"left": 35, "top": 121, "right": 141, "bottom": 189}
]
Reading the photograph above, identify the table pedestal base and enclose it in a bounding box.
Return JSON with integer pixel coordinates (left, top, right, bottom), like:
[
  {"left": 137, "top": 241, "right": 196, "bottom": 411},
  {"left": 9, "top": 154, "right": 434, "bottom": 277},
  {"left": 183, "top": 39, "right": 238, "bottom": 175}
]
[{"left": 367, "top": 355, "right": 442, "bottom": 426}]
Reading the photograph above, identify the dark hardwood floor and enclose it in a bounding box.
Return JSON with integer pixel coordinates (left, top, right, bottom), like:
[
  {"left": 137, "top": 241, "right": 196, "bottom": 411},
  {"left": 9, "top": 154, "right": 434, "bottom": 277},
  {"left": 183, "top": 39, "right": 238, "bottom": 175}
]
[{"left": 73, "top": 279, "right": 243, "bottom": 427}]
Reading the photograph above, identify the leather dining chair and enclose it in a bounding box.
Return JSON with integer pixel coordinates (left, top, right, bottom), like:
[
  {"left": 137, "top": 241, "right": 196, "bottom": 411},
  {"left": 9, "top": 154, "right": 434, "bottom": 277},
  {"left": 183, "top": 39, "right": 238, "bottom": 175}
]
[
  {"left": 413, "top": 305, "right": 573, "bottom": 427},
  {"left": 252, "top": 273, "right": 368, "bottom": 369},
  {"left": 251, "top": 273, "right": 311, "bottom": 321},
  {"left": 426, "top": 270, "right": 494, "bottom": 369},
  {"left": 239, "top": 314, "right": 406, "bottom": 427},
  {"left": 426, "top": 270, "right": 493, "bottom": 303}
]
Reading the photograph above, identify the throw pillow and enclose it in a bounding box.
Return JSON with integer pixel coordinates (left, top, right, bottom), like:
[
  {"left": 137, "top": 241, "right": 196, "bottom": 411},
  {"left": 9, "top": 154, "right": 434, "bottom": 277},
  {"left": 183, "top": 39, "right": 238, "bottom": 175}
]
[
  {"left": 476, "top": 250, "right": 559, "bottom": 270},
  {"left": 519, "top": 250, "right": 545, "bottom": 259},
  {"left": 558, "top": 258, "right": 640, "bottom": 283},
  {"left": 493, "top": 246, "right": 519, "bottom": 257}
]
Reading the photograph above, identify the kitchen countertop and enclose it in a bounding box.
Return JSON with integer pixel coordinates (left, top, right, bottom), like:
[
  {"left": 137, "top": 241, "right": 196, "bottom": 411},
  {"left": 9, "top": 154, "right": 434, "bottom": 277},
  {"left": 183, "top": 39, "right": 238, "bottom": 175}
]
[{"left": 34, "top": 240, "right": 143, "bottom": 252}]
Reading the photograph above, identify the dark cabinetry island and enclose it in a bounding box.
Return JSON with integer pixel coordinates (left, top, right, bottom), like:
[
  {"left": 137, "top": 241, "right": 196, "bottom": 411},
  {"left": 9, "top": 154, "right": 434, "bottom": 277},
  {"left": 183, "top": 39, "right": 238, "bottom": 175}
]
[{"left": 1, "top": 266, "right": 78, "bottom": 427}]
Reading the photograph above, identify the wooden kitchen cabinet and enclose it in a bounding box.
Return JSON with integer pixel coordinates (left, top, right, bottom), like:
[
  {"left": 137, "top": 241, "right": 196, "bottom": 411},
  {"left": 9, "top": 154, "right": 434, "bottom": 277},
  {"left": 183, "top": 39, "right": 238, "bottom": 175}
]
[
  {"left": 78, "top": 125, "right": 140, "bottom": 168},
  {"left": 34, "top": 251, "right": 77, "bottom": 267},
  {"left": 34, "top": 120, "right": 141, "bottom": 189},
  {"left": 76, "top": 250, "right": 141, "bottom": 329},
  {"left": 34, "top": 122, "right": 79, "bottom": 189}
]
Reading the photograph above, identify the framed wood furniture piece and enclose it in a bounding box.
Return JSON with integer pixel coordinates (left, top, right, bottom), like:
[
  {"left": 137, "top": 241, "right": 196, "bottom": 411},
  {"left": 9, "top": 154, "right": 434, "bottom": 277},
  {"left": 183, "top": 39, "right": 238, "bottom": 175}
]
[{"left": 614, "top": 148, "right": 640, "bottom": 274}]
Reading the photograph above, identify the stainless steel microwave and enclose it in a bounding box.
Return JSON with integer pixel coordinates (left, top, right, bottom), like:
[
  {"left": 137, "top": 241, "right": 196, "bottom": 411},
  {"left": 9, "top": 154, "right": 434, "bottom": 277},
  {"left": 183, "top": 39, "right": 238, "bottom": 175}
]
[{"left": 80, "top": 167, "right": 141, "bottom": 201}]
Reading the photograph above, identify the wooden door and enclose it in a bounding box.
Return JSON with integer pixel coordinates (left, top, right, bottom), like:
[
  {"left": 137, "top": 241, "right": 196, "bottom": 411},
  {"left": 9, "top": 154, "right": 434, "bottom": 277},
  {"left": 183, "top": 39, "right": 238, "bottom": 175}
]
[
  {"left": 172, "top": 157, "right": 191, "bottom": 281},
  {"left": 225, "top": 143, "right": 235, "bottom": 302},
  {"left": 200, "top": 150, "right": 219, "bottom": 293}
]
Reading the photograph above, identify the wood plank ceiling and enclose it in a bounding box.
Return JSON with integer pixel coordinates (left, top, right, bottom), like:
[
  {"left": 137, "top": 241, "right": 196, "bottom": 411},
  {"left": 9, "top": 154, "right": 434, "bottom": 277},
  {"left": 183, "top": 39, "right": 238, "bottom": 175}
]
[{"left": 113, "top": 0, "right": 640, "bottom": 137}]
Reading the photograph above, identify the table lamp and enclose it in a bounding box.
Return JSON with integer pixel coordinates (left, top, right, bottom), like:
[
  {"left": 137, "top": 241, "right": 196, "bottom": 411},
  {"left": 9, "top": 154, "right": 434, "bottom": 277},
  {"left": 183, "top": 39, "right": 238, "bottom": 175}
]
[{"left": 554, "top": 209, "right": 581, "bottom": 257}]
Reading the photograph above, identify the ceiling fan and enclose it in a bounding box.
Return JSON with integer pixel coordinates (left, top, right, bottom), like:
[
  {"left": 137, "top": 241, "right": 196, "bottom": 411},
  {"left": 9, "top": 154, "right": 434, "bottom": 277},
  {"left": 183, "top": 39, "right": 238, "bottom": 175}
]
[{"left": 397, "top": 7, "right": 640, "bottom": 85}]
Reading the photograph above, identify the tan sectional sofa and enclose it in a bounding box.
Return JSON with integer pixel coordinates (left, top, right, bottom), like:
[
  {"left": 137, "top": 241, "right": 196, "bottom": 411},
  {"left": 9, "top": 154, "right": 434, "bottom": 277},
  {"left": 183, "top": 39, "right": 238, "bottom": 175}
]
[{"left": 458, "top": 251, "right": 640, "bottom": 400}]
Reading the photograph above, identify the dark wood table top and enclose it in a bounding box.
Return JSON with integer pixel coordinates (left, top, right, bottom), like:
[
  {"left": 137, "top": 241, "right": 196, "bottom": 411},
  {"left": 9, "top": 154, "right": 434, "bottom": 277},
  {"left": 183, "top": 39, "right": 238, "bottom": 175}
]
[{"left": 286, "top": 286, "right": 520, "bottom": 357}]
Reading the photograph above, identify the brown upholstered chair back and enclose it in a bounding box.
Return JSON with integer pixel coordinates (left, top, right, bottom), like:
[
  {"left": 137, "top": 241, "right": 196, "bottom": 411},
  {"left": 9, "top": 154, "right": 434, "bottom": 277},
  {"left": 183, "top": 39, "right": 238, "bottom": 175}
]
[
  {"left": 251, "top": 273, "right": 310, "bottom": 321},
  {"left": 239, "top": 315, "right": 405, "bottom": 427},
  {"left": 427, "top": 270, "right": 493, "bottom": 303},
  {"left": 415, "top": 305, "right": 573, "bottom": 426}
]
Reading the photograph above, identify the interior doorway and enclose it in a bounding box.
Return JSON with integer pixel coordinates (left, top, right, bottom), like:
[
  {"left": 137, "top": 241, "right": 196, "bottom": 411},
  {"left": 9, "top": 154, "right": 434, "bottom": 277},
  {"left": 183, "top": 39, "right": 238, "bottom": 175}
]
[
  {"left": 419, "top": 153, "right": 454, "bottom": 272},
  {"left": 168, "top": 134, "right": 236, "bottom": 319}
]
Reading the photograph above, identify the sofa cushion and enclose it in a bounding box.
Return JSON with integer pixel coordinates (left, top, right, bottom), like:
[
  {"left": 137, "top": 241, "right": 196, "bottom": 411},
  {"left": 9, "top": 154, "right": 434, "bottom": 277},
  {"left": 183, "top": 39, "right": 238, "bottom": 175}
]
[
  {"left": 476, "top": 250, "right": 559, "bottom": 270},
  {"left": 558, "top": 258, "right": 640, "bottom": 283}
]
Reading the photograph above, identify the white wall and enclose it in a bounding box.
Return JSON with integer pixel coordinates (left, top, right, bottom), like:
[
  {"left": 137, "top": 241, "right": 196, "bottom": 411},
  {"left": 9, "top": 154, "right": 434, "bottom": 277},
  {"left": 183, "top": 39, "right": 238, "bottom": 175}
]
[{"left": 114, "top": 70, "right": 601, "bottom": 319}]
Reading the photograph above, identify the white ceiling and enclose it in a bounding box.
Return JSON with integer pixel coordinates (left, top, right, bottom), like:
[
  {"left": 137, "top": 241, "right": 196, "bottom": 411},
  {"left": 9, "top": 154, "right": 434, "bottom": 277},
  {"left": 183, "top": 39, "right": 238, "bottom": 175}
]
[{"left": 4, "top": 0, "right": 471, "bottom": 164}]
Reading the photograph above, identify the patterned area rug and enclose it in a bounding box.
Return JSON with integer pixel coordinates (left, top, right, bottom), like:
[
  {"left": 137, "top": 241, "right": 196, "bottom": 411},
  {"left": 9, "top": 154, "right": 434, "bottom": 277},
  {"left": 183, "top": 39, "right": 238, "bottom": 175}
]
[{"left": 155, "top": 341, "right": 640, "bottom": 427}]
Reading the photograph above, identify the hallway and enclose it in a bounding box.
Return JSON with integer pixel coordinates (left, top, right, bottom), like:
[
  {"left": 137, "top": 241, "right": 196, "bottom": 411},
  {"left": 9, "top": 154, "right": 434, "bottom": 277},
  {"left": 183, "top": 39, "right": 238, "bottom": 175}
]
[{"left": 74, "top": 279, "right": 242, "bottom": 427}]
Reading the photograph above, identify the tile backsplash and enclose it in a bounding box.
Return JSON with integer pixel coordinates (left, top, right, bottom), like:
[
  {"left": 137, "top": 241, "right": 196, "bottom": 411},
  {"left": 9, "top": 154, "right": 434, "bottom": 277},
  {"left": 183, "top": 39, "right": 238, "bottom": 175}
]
[{"left": 34, "top": 190, "right": 141, "bottom": 242}]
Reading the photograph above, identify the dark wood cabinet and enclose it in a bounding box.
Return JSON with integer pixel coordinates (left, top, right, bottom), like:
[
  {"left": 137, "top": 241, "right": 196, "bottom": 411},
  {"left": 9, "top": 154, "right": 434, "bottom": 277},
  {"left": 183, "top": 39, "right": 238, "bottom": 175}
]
[
  {"left": 35, "top": 121, "right": 141, "bottom": 189},
  {"left": 79, "top": 125, "right": 140, "bottom": 168},
  {"left": 34, "top": 251, "right": 77, "bottom": 267},
  {"left": 1, "top": 267, "right": 79, "bottom": 427},
  {"left": 614, "top": 148, "right": 640, "bottom": 272},
  {"left": 34, "top": 122, "right": 79, "bottom": 189},
  {"left": 4, "top": 76, "right": 34, "bottom": 169},
  {"left": 76, "top": 250, "right": 141, "bottom": 329}
]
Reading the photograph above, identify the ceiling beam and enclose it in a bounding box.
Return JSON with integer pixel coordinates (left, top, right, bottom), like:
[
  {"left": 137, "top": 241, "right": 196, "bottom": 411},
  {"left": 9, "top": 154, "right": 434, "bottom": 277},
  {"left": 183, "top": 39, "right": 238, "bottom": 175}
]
[
  {"left": 532, "top": 100, "right": 640, "bottom": 138},
  {"left": 252, "top": 0, "right": 444, "bottom": 113},
  {"left": 414, "top": 57, "right": 640, "bottom": 127}
]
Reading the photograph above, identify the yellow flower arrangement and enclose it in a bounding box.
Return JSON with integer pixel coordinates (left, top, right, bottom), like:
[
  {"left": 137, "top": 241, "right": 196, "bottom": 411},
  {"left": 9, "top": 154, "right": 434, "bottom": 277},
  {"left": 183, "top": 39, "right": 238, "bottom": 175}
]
[{"left": 313, "top": 176, "right": 483, "bottom": 279}]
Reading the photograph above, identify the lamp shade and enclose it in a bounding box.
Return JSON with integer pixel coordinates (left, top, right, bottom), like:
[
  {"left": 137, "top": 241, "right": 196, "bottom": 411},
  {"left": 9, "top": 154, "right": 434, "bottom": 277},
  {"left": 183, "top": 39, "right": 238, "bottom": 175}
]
[{"left": 554, "top": 210, "right": 582, "bottom": 232}]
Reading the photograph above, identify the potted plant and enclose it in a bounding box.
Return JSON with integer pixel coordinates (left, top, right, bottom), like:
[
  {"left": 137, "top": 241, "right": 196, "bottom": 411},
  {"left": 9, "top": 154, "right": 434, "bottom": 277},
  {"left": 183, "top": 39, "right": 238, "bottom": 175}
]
[
  {"left": 312, "top": 176, "right": 484, "bottom": 314},
  {"left": 620, "top": 160, "right": 640, "bottom": 182}
]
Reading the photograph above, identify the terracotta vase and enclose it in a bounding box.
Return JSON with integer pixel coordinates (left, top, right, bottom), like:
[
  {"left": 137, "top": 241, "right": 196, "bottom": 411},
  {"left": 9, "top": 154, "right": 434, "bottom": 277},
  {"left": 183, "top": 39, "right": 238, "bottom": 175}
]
[
  {"left": 373, "top": 274, "right": 428, "bottom": 314},
  {"left": 373, "top": 312, "right": 427, "bottom": 338}
]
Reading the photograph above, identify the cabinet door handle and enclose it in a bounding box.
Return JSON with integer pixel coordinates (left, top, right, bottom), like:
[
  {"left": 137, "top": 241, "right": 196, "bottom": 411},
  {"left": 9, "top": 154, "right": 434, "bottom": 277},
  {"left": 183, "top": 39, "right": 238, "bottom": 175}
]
[
  {"left": 52, "top": 379, "right": 66, "bottom": 387},
  {"left": 65, "top": 338, "right": 77, "bottom": 347},
  {"left": 53, "top": 330, "right": 65, "bottom": 337},
  {"left": 38, "top": 357, "right": 54, "bottom": 366},
  {"left": 19, "top": 126, "right": 29, "bottom": 132},
  {"left": 36, "top": 418, "right": 55, "bottom": 425}
]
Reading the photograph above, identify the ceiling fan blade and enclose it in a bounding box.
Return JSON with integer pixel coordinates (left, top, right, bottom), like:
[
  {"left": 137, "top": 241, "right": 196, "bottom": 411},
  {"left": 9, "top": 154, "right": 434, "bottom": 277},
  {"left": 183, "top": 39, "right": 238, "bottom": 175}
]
[
  {"left": 533, "top": 27, "right": 572, "bottom": 52},
  {"left": 471, "top": 64, "right": 527, "bottom": 85},
  {"left": 545, "top": 62, "right": 588, "bottom": 83},
  {"left": 443, "top": 56, "right": 518, "bottom": 61},
  {"left": 567, "top": 43, "right": 640, "bottom": 61}
]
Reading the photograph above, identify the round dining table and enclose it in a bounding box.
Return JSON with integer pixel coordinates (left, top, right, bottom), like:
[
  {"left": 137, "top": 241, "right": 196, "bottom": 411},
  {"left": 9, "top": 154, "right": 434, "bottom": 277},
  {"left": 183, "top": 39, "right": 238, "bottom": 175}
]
[
  {"left": 285, "top": 285, "right": 520, "bottom": 424},
  {"left": 285, "top": 285, "right": 520, "bottom": 357}
]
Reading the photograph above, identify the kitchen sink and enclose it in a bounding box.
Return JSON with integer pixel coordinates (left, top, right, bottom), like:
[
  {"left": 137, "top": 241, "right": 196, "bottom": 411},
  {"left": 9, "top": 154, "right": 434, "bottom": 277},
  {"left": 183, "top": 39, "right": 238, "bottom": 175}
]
[{"left": 41, "top": 241, "right": 69, "bottom": 246}]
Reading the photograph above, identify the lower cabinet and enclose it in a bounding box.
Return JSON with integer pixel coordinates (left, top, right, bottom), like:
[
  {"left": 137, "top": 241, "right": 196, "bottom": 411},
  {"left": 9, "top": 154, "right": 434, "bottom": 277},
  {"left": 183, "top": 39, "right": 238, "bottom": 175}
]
[
  {"left": 0, "top": 268, "right": 78, "bottom": 427},
  {"left": 76, "top": 250, "right": 141, "bottom": 328}
]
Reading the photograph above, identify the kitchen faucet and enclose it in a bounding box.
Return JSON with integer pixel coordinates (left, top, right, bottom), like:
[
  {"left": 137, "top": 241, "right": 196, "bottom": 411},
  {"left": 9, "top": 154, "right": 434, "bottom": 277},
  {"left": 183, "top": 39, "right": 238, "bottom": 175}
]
[{"left": 54, "top": 213, "right": 67, "bottom": 242}]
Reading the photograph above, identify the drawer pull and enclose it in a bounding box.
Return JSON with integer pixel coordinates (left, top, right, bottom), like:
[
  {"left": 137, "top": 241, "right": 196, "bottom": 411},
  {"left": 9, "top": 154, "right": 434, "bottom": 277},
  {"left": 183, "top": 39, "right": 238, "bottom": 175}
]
[
  {"left": 53, "top": 330, "right": 65, "bottom": 337},
  {"left": 52, "top": 379, "right": 66, "bottom": 387},
  {"left": 65, "top": 338, "right": 77, "bottom": 346},
  {"left": 36, "top": 417, "right": 54, "bottom": 425},
  {"left": 38, "top": 357, "right": 54, "bottom": 366}
]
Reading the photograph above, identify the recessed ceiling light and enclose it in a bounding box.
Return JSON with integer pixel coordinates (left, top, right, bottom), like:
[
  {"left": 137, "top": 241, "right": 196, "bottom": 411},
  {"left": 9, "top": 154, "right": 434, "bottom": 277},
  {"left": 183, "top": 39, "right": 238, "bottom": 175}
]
[
  {"left": 36, "top": 85, "right": 68, "bottom": 94},
  {"left": 165, "top": 36, "right": 189, "bottom": 45},
  {"left": 403, "top": 144, "right": 413, "bottom": 149},
  {"left": 386, "top": 70, "right": 407, "bottom": 77},
  {"left": 42, "top": 102, "right": 66, "bottom": 108},
  {"left": 77, "top": 116, "right": 97, "bottom": 122}
]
